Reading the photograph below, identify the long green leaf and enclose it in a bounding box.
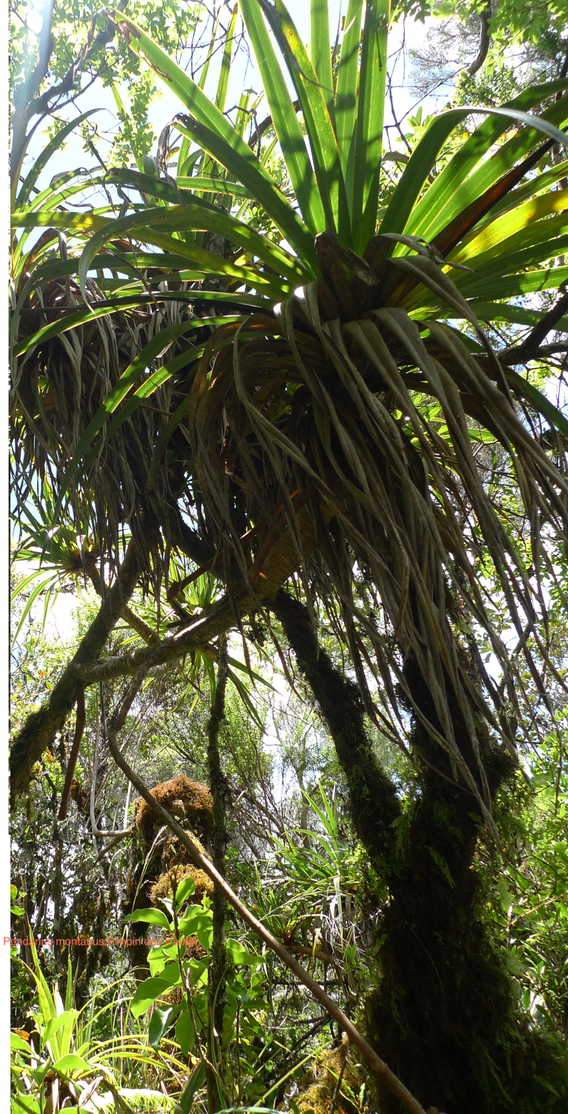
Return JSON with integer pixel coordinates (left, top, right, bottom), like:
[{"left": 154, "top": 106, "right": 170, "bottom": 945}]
[
  {"left": 449, "top": 193, "right": 568, "bottom": 266},
  {"left": 176, "top": 175, "right": 255, "bottom": 200},
  {"left": 49, "top": 320, "right": 204, "bottom": 524},
  {"left": 428, "top": 265, "right": 568, "bottom": 301},
  {"left": 310, "top": 0, "right": 335, "bottom": 122},
  {"left": 351, "top": 0, "right": 389, "bottom": 251},
  {"left": 16, "top": 110, "right": 99, "bottom": 209},
  {"left": 405, "top": 94, "right": 568, "bottom": 243},
  {"left": 12, "top": 296, "right": 175, "bottom": 358},
  {"left": 381, "top": 80, "right": 568, "bottom": 239},
  {"left": 112, "top": 12, "right": 317, "bottom": 268},
  {"left": 240, "top": 0, "right": 326, "bottom": 236},
  {"left": 215, "top": 2, "right": 238, "bottom": 113},
  {"left": 103, "top": 174, "right": 306, "bottom": 279},
  {"left": 469, "top": 302, "right": 568, "bottom": 333},
  {"left": 258, "top": 0, "right": 349, "bottom": 240},
  {"left": 335, "top": 0, "right": 363, "bottom": 185},
  {"left": 506, "top": 372, "right": 568, "bottom": 440}
]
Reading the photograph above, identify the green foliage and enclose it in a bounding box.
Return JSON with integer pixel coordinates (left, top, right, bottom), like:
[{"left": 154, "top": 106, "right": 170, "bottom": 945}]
[{"left": 10, "top": 3, "right": 568, "bottom": 1113}]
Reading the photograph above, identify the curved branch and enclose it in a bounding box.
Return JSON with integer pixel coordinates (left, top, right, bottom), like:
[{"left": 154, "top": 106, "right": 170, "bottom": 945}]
[
  {"left": 86, "top": 562, "right": 158, "bottom": 645},
  {"left": 269, "top": 590, "right": 401, "bottom": 866},
  {"left": 500, "top": 291, "right": 568, "bottom": 365},
  {"left": 10, "top": 533, "right": 146, "bottom": 803},
  {"left": 467, "top": 3, "right": 491, "bottom": 77},
  {"left": 11, "top": 498, "right": 326, "bottom": 797},
  {"left": 57, "top": 685, "right": 86, "bottom": 820}
]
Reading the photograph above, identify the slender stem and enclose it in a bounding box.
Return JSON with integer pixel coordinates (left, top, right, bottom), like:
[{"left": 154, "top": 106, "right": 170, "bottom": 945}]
[
  {"left": 58, "top": 686, "right": 86, "bottom": 820},
  {"left": 206, "top": 635, "right": 229, "bottom": 1113}
]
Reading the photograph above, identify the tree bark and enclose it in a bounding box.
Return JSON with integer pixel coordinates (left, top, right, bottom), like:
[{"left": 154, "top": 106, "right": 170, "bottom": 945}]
[{"left": 206, "top": 635, "right": 229, "bottom": 1114}]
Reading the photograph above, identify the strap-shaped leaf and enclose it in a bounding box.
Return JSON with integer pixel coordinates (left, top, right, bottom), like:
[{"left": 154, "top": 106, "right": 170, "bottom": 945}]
[
  {"left": 450, "top": 191, "right": 568, "bottom": 267},
  {"left": 310, "top": 0, "right": 335, "bottom": 122},
  {"left": 76, "top": 207, "right": 295, "bottom": 303},
  {"left": 12, "top": 297, "right": 173, "bottom": 358},
  {"left": 351, "top": 0, "right": 389, "bottom": 251},
  {"left": 104, "top": 172, "right": 306, "bottom": 281},
  {"left": 478, "top": 159, "right": 568, "bottom": 223},
  {"left": 381, "top": 79, "right": 568, "bottom": 239},
  {"left": 49, "top": 320, "right": 215, "bottom": 525},
  {"left": 240, "top": 0, "right": 326, "bottom": 236},
  {"left": 15, "top": 110, "right": 99, "bottom": 209},
  {"left": 258, "top": 0, "right": 349, "bottom": 241},
  {"left": 176, "top": 175, "right": 255, "bottom": 200},
  {"left": 506, "top": 371, "right": 568, "bottom": 440},
  {"left": 406, "top": 90, "right": 568, "bottom": 242},
  {"left": 335, "top": 0, "right": 363, "bottom": 186},
  {"left": 469, "top": 302, "right": 568, "bottom": 333},
  {"left": 449, "top": 265, "right": 568, "bottom": 303},
  {"left": 112, "top": 13, "right": 316, "bottom": 267}
]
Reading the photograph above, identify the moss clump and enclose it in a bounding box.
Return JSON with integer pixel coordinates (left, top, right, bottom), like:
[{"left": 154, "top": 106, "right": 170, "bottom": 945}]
[
  {"left": 295, "top": 1039, "right": 363, "bottom": 1114},
  {"left": 134, "top": 775, "right": 213, "bottom": 844},
  {"left": 150, "top": 863, "right": 214, "bottom": 907}
]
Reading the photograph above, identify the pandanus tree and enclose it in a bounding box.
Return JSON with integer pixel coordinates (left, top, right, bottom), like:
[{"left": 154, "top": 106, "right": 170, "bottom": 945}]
[{"left": 10, "top": 1, "right": 568, "bottom": 1111}]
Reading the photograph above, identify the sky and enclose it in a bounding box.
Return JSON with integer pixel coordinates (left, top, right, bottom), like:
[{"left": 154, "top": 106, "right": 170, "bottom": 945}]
[{"left": 18, "top": 1, "right": 453, "bottom": 193}]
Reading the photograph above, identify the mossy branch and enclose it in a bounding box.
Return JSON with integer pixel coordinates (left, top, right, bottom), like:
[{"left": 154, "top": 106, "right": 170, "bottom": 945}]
[
  {"left": 10, "top": 534, "right": 145, "bottom": 803},
  {"left": 270, "top": 589, "right": 401, "bottom": 866}
]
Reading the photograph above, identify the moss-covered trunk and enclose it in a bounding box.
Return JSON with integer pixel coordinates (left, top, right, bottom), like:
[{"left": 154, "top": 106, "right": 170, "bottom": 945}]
[{"left": 271, "top": 590, "right": 566, "bottom": 1113}]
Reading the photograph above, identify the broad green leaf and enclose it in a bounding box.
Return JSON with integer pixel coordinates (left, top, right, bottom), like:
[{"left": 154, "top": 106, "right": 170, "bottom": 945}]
[
  {"left": 178, "top": 907, "right": 212, "bottom": 941},
  {"left": 43, "top": 1012, "right": 78, "bottom": 1057},
  {"left": 11, "top": 1033, "right": 30, "bottom": 1052},
  {"left": 149, "top": 1006, "right": 172, "bottom": 1049},
  {"left": 131, "top": 977, "right": 175, "bottom": 1018},
  {"left": 173, "top": 875, "right": 197, "bottom": 906},
  {"left": 51, "top": 1053, "right": 92, "bottom": 1077},
  {"left": 176, "top": 1011, "right": 195, "bottom": 1056},
  {"left": 126, "top": 908, "right": 171, "bottom": 929},
  {"left": 225, "top": 939, "right": 263, "bottom": 965},
  {"left": 10, "top": 1094, "right": 41, "bottom": 1114}
]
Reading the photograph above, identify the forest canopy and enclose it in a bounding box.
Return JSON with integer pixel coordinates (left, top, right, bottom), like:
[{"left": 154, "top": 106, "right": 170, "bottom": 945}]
[{"left": 9, "top": 2, "right": 568, "bottom": 1113}]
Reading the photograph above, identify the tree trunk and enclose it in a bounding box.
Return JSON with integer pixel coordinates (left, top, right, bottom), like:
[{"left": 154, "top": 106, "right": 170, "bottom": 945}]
[{"left": 271, "top": 590, "right": 565, "bottom": 1113}]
